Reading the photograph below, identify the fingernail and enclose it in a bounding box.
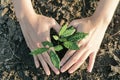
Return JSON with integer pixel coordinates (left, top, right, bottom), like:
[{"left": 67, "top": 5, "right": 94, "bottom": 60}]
[
  {"left": 46, "top": 72, "right": 50, "bottom": 76},
  {"left": 56, "top": 71, "right": 60, "bottom": 75},
  {"left": 35, "top": 64, "right": 39, "bottom": 68},
  {"left": 87, "top": 69, "right": 92, "bottom": 73},
  {"left": 68, "top": 70, "right": 73, "bottom": 74}
]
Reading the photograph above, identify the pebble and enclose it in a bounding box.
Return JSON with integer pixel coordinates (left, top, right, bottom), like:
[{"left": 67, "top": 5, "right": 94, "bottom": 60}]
[
  {"left": 1, "top": 8, "right": 8, "bottom": 16},
  {"left": 60, "top": 19, "right": 65, "bottom": 25},
  {"left": 69, "top": 7, "right": 73, "bottom": 12},
  {"left": 8, "top": 70, "right": 15, "bottom": 79},
  {"left": 24, "top": 70, "right": 29, "bottom": 77},
  {"left": 76, "top": 12, "right": 81, "bottom": 17},
  {"left": 62, "top": 1, "right": 67, "bottom": 5},
  {"left": 1, "top": 0, "right": 9, "bottom": 7},
  {"left": 61, "top": 10, "right": 65, "bottom": 14}
]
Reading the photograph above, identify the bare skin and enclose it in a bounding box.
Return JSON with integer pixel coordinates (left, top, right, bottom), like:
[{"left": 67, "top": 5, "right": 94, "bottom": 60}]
[
  {"left": 12, "top": 0, "right": 119, "bottom": 75},
  {"left": 60, "top": 17, "right": 108, "bottom": 73},
  {"left": 60, "top": 0, "right": 119, "bottom": 73},
  {"left": 20, "top": 14, "right": 60, "bottom": 75},
  {"left": 12, "top": 0, "right": 60, "bottom": 75}
]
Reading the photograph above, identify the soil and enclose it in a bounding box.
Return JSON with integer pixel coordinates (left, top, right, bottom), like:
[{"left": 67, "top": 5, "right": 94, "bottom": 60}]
[{"left": 0, "top": 0, "right": 120, "bottom": 80}]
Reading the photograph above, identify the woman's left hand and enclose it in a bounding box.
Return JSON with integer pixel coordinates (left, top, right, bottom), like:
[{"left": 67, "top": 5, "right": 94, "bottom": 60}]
[{"left": 60, "top": 16, "right": 108, "bottom": 73}]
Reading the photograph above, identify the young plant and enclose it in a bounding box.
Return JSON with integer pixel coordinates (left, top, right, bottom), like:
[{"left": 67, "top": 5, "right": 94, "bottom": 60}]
[{"left": 30, "top": 24, "right": 88, "bottom": 69}]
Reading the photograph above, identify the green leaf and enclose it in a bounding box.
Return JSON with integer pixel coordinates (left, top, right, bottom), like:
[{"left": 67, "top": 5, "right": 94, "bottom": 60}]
[
  {"left": 49, "top": 50, "right": 60, "bottom": 69},
  {"left": 68, "top": 32, "right": 88, "bottom": 42},
  {"left": 42, "top": 41, "right": 53, "bottom": 47},
  {"left": 53, "top": 35, "right": 59, "bottom": 40},
  {"left": 54, "top": 45, "right": 63, "bottom": 51},
  {"left": 61, "top": 26, "right": 76, "bottom": 37},
  {"left": 30, "top": 48, "right": 49, "bottom": 55},
  {"left": 59, "top": 37, "right": 67, "bottom": 42},
  {"left": 59, "top": 24, "right": 67, "bottom": 36},
  {"left": 63, "top": 41, "right": 79, "bottom": 50}
]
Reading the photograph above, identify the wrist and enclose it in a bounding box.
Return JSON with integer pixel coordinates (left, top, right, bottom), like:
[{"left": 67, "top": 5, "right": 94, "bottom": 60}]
[
  {"left": 12, "top": 0, "right": 36, "bottom": 20},
  {"left": 91, "top": 14, "right": 110, "bottom": 28},
  {"left": 91, "top": 0, "right": 119, "bottom": 29},
  {"left": 89, "top": 15, "right": 108, "bottom": 36}
]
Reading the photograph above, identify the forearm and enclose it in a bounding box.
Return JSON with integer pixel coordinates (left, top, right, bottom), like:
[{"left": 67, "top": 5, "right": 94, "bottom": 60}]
[
  {"left": 92, "top": 0, "right": 119, "bottom": 27},
  {"left": 12, "top": 0, "right": 36, "bottom": 20}
]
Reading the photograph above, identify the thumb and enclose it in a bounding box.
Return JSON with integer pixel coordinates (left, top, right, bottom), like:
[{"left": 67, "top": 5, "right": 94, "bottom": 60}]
[
  {"left": 68, "top": 19, "right": 83, "bottom": 28},
  {"left": 52, "top": 21, "right": 61, "bottom": 33},
  {"left": 50, "top": 18, "right": 61, "bottom": 33}
]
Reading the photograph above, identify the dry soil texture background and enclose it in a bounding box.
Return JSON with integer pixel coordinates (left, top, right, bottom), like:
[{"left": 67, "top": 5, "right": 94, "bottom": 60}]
[{"left": 0, "top": 0, "right": 120, "bottom": 80}]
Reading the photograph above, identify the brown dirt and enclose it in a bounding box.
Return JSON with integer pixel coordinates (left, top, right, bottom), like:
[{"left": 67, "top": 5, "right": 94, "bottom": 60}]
[{"left": 0, "top": 0, "right": 120, "bottom": 80}]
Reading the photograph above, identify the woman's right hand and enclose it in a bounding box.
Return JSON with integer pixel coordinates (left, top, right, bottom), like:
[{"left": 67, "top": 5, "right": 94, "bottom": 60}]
[{"left": 19, "top": 14, "right": 61, "bottom": 75}]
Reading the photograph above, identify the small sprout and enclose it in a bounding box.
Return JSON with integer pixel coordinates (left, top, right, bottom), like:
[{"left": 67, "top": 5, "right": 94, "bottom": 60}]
[
  {"left": 61, "top": 26, "right": 76, "bottom": 37},
  {"left": 53, "top": 35, "right": 59, "bottom": 40},
  {"left": 30, "top": 24, "right": 88, "bottom": 69}
]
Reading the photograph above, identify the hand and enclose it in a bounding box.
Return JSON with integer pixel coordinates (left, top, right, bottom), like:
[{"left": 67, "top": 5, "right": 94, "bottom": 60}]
[
  {"left": 19, "top": 14, "right": 60, "bottom": 75},
  {"left": 60, "top": 16, "right": 108, "bottom": 73}
]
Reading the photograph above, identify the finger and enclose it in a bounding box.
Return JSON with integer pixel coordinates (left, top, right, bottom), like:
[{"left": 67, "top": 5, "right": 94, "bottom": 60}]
[
  {"left": 37, "top": 54, "right": 50, "bottom": 75},
  {"left": 33, "top": 55, "right": 40, "bottom": 68},
  {"left": 60, "top": 50, "right": 76, "bottom": 67},
  {"left": 27, "top": 40, "right": 40, "bottom": 69},
  {"left": 87, "top": 52, "right": 97, "bottom": 72},
  {"left": 52, "top": 20, "right": 61, "bottom": 33},
  {"left": 69, "top": 19, "right": 80, "bottom": 27},
  {"left": 60, "top": 39, "right": 86, "bottom": 67},
  {"left": 29, "top": 45, "right": 40, "bottom": 68},
  {"left": 68, "top": 51, "right": 90, "bottom": 73},
  {"left": 42, "top": 52, "right": 60, "bottom": 75},
  {"left": 24, "top": 31, "right": 50, "bottom": 75},
  {"left": 61, "top": 45, "right": 87, "bottom": 73},
  {"left": 41, "top": 39, "right": 58, "bottom": 74}
]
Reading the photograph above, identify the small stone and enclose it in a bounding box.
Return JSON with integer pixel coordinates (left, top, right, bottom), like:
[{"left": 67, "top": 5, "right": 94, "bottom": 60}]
[
  {"left": 61, "top": 10, "right": 65, "bottom": 14},
  {"left": 32, "top": 76, "right": 37, "bottom": 80},
  {"left": 69, "top": 7, "right": 73, "bottom": 12},
  {"left": 62, "top": 1, "right": 66, "bottom": 5},
  {"left": 1, "top": 8, "right": 8, "bottom": 16},
  {"left": 111, "top": 65, "right": 120, "bottom": 74},
  {"left": 2, "top": 71, "right": 9, "bottom": 78},
  {"left": 60, "top": 19, "right": 65, "bottom": 25},
  {"left": 76, "top": 12, "right": 81, "bottom": 17},
  {"left": 24, "top": 71, "right": 29, "bottom": 77}
]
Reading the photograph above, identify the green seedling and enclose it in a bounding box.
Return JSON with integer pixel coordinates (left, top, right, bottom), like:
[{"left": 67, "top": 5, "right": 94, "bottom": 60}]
[{"left": 30, "top": 24, "right": 88, "bottom": 69}]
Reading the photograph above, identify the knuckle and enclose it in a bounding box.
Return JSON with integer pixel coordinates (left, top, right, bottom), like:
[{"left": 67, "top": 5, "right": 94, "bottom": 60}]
[
  {"left": 72, "top": 57, "right": 78, "bottom": 63},
  {"left": 86, "top": 44, "right": 92, "bottom": 49}
]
